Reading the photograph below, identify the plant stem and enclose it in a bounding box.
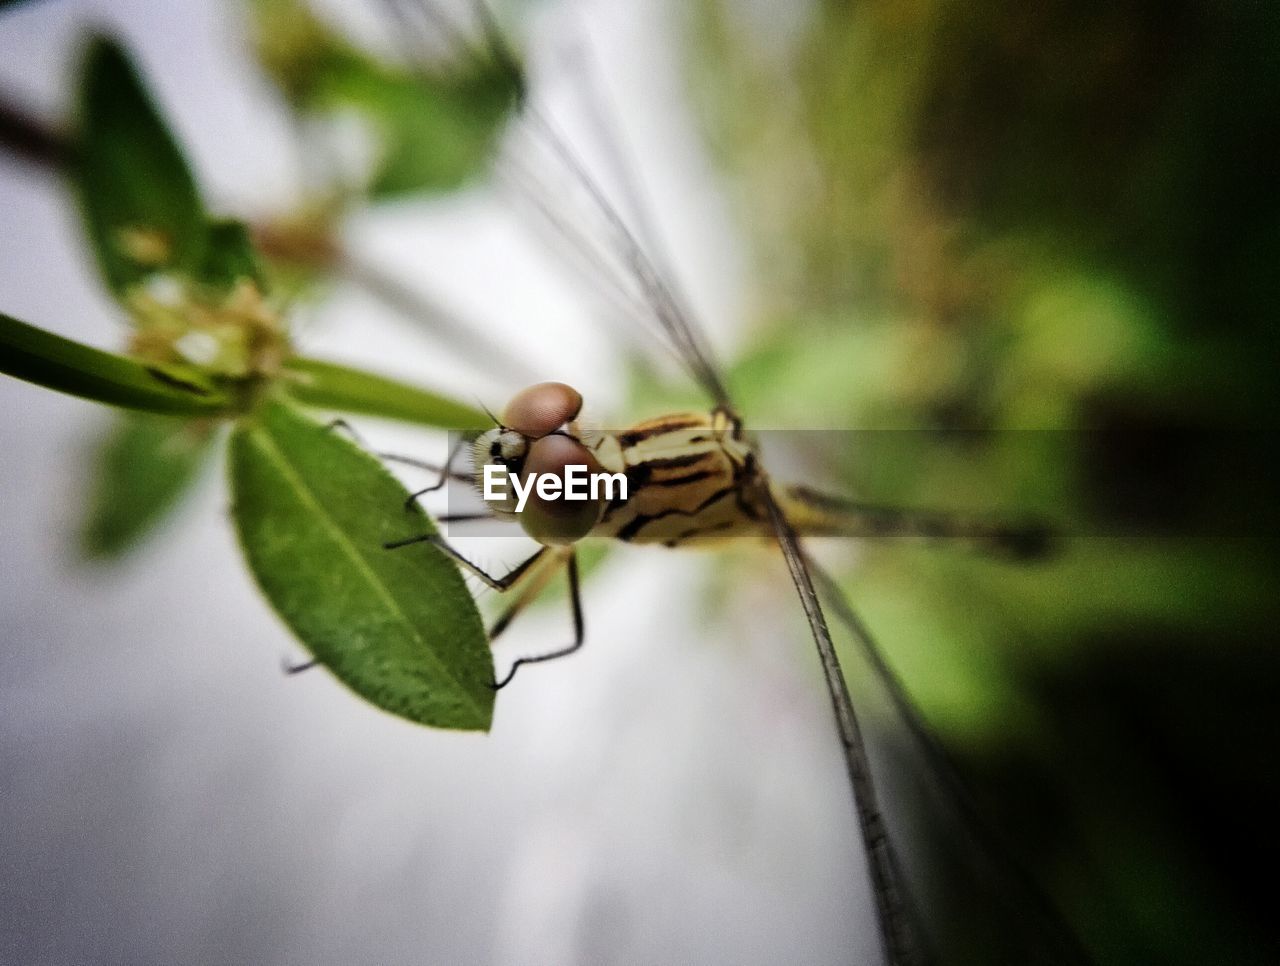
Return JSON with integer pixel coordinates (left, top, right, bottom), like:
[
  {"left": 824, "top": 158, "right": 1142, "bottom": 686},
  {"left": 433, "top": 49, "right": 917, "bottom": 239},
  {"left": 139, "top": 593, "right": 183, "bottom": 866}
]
[
  {"left": 0, "top": 95, "right": 73, "bottom": 171},
  {"left": 0, "top": 311, "right": 232, "bottom": 415},
  {"left": 283, "top": 356, "right": 488, "bottom": 428}
]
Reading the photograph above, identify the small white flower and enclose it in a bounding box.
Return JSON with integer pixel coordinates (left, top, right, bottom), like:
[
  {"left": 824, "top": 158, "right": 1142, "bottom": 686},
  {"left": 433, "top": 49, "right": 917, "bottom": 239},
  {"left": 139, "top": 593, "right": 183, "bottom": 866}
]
[
  {"left": 174, "top": 330, "right": 221, "bottom": 366},
  {"left": 142, "top": 273, "right": 186, "bottom": 307}
]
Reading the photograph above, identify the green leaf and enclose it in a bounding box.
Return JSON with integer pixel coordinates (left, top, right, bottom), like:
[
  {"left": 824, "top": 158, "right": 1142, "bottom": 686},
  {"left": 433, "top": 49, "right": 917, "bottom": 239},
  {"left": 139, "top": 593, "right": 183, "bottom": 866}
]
[
  {"left": 251, "top": 0, "right": 521, "bottom": 198},
  {"left": 198, "top": 219, "right": 266, "bottom": 292},
  {"left": 283, "top": 356, "right": 488, "bottom": 428},
  {"left": 0, "top": 310, "right": 232, "bottom": 415},
  {"left": 82, "top": 413, "right": 217, "bottom": 558},
  {"left": 229, "top": 400, "right": 492, "bottom": 730},
  {"left": 75, "top": 36, "right": 207, "bottom": 295},
  {"left": 363, "top": 61, "right": 521, "bottom": 199}
]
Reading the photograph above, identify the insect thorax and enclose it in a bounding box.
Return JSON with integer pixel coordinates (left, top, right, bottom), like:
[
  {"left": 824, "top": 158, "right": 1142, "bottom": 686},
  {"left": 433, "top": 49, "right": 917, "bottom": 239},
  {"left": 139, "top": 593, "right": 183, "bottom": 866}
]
[{"left": 588, "top": 410, "right": 767, "bottom": 546}]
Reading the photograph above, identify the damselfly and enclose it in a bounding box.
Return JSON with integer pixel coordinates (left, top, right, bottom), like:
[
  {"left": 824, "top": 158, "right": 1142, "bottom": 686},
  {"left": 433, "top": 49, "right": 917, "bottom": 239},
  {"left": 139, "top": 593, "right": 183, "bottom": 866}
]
[{"left": 371, "top": 2, "right": 1090, "bottom": 963}]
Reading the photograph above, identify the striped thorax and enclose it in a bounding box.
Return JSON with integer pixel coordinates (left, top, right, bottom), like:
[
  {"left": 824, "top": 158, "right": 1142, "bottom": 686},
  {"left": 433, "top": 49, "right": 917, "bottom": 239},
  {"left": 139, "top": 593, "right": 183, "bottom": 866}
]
[{"left": 586, "top": 410, "right": 767, "bottom": 546}]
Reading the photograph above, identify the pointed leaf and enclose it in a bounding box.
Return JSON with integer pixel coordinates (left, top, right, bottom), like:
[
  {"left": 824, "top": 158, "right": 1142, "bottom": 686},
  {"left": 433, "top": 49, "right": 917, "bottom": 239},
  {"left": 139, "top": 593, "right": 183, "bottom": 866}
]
[
  {"left": 198, "top": 219, "right": 267, "bottom": 292},
  {"left": 229, "top": 400, "right": 492, "bottom": 730},
  {"left": 364, "top": 61, "right": 521, "bottom": 198},
  {"left": 82, "top": 413, "right": 217, "bottom": 558},
  {"left": 75, "top": 36, "right": 207, "bottom": 295}
]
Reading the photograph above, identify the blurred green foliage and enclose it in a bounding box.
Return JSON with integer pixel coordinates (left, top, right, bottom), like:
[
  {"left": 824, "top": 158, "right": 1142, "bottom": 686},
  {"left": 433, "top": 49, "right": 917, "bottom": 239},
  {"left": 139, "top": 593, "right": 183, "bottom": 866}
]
[
  {"left": 690, "top": 0, "right": 1279, "bottom": 962},
  {"left": 251, "top": 0, "right": 521, "bottom": 198},
  {"left": 1, "top": 26, "right": 503, "bottom": 730},
  {"left": 82, "top": 413, "right": 217, "bottom": 558},
  {"left": 75, "top": 37, "right": 209, "bottom": 295}
]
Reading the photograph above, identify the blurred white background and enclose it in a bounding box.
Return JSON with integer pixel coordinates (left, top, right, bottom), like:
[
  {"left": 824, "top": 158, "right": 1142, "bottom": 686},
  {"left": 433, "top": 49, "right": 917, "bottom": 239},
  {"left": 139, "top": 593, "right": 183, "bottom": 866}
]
[{"left": 0, "top": 0, "right": 876, "bottom": 963}]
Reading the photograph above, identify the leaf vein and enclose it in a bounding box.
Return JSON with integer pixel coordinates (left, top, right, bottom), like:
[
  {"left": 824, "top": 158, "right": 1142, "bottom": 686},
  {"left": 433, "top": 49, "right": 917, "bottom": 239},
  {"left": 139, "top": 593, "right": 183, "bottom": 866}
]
[{"left": 245, "top": 426, "right": 481, "bottom": 714}]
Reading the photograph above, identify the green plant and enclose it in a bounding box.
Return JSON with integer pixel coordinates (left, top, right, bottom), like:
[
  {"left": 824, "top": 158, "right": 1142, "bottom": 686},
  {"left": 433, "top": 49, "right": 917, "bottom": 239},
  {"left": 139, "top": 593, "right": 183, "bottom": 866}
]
[{"left": 0, "top": 31, "right": 517, "bottom": 731}]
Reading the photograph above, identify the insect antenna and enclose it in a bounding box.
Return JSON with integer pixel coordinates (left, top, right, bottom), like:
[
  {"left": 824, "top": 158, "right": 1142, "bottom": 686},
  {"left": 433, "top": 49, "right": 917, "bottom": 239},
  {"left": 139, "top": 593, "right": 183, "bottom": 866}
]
[{"left": 475, "top": 399, "right": 500, "bottom": 426}]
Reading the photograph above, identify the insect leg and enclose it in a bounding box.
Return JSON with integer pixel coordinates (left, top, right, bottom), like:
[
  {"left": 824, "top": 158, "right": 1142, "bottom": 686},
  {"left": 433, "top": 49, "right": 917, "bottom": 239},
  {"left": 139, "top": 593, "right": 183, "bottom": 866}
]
[
  {"left": 435, "top": 512, "right": 498, "bottom": 525},
  {"left": 401, "top": 435, "right": 470, "bottom": 509},
  {"left": 375, "top": 451, "right": 474, "bottom": 488},
  {"left": 385, "top": 533, "right": 548, "bottom": 592},
  {"left": 324, "top": 418, "right": 475, "bottom": 492},
  {"left": 325, "top": 418, "right": 365, "bottom": 444},
  {"left": 492, "top": 550, "right": 584, "bottom": 690},
  {"left": 487, "top": 546, "right": 569, "bottom": 642}
]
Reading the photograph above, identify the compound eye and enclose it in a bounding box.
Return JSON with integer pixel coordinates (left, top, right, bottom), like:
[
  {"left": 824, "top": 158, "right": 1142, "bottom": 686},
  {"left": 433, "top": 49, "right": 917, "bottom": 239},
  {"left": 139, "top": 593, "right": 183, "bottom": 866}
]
[
  {"left": 517, "top": 433, "right": 605, "bottom": 546},
  {"left": 501, "top": 382, "right": 583, "bottom": 439}
]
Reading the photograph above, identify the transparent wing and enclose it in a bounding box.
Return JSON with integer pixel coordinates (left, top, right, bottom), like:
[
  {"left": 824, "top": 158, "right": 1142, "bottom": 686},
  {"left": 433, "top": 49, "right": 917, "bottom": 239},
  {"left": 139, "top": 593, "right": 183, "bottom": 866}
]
[
  {"left": 760, "top": 486, "right": 919, "bottom": 966},
  {"left": 383, "top": 2, "right": 919, "bottom": 959},
  {"left": 805, "top": 553, "right": 1094, "bottom": 966},
  {"left": 380, "top": 0, "right": 734, "bottom": 409},
  {"left": 379, "top": 3, "right": 1091, "bottom": 963}
]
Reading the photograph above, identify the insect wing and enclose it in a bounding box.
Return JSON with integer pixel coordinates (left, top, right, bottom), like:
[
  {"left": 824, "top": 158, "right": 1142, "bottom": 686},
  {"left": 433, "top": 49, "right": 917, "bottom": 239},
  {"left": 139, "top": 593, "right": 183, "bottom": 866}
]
[
  {"left": 377, "top": 3, "right": 1089, "bottom": 963},
  {"left": 761, "top": 486, "right": 918, "bottom": 965}
]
